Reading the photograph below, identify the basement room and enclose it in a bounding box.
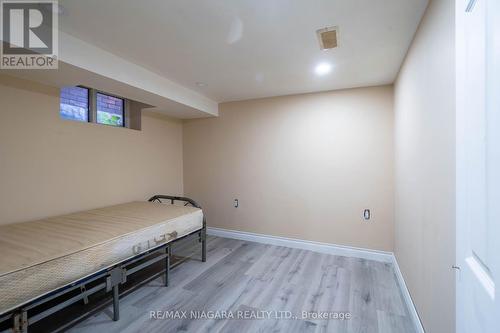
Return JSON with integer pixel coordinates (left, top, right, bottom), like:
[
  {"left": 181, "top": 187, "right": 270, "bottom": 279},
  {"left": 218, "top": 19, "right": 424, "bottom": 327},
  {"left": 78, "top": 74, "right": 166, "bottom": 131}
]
[{"left": 0, "top": 0, "right": 498, "bottom": 332}]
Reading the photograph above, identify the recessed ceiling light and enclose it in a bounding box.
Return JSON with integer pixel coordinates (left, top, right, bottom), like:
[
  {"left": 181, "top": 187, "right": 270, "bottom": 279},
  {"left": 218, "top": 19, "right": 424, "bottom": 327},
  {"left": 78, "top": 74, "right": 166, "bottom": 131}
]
[
  {"left": 314, "top": 62, "right": 332, "bottom": 76},
  {"left": 195, "top": 82, "right": 207, "bottom": 87}
]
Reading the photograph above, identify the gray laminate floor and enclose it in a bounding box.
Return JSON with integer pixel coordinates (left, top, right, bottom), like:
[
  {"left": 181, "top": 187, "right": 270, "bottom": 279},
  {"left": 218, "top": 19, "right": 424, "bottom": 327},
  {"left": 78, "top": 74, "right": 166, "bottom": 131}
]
[{"left": 68, "top": 236, "right": 415, "bottom": 333}]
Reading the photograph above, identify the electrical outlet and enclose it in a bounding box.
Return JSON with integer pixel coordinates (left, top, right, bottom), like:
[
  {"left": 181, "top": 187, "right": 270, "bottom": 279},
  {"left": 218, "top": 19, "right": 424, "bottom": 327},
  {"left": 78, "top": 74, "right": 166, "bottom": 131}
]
[
  {"left": 234, "top": 199, "right": 239, "bottom": 208},
  {"left": 363, "top": 209, "right": 371, "bottom": 221}
]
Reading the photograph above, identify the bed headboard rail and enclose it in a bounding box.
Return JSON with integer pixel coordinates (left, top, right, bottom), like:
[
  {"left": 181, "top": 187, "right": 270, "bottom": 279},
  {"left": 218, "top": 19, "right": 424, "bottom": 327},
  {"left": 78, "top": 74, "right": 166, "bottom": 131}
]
[{"left": 148, "top": 195, "right": 201, "bottom": 209}]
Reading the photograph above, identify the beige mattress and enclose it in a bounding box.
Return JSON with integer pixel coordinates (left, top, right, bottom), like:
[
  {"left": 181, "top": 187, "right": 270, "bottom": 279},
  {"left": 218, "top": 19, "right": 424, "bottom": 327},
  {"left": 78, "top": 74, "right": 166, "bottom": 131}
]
[{"left": 0, "top": 201, "right": 203, "bottom": 315}]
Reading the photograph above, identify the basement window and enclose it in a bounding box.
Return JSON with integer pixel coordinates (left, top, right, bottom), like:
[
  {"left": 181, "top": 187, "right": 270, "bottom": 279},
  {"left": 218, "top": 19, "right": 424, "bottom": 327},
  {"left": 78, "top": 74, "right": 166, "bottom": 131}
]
[
  {"left": 59, "top": 86, "right": 89, "bottom": 122},
  {"left": 96, "top": 92, "right": 124, "bottom": 127},
  {"left": 59, "top": 87, "right": 142, "bottom": 130}
]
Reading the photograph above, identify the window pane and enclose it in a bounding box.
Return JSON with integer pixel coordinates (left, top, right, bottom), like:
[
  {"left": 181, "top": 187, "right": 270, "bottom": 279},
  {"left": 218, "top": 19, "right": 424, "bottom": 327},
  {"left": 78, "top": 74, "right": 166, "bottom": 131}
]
[
  {"left": 96, "top": 93, "right": 124, "bottom": 127},
  {"left": 60, "top": 86, "right": 89, "bottom": 122}
]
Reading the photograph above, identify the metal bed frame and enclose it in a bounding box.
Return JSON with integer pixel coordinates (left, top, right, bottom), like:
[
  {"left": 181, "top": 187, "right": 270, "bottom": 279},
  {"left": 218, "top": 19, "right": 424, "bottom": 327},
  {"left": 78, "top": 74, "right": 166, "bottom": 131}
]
[{"left": 0, "top": 195, "right": 206, "bottom": 333}]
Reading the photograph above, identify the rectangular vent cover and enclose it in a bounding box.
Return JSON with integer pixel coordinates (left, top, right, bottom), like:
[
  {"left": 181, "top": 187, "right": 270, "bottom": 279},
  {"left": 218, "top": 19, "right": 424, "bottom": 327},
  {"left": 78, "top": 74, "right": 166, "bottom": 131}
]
[{"left": 317, "top": 26, "right": 338, "bottom": 50}]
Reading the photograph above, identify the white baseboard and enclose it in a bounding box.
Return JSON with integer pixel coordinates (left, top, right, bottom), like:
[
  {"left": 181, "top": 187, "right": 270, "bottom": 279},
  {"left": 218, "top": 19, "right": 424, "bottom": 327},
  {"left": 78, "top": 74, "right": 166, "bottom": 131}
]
[
  {"left": 391, "top": 255, "right": 425, "bottom": 333},
  {"left": 206, "top": 226, "right": 424, "bottom": 333},
  {"left": 207, "top": 227, "right": 393, "bottom": 262}
]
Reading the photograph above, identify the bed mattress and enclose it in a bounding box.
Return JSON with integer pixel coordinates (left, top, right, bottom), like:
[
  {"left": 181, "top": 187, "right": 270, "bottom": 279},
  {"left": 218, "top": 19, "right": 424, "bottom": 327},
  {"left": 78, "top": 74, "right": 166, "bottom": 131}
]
[{"left": 0, "top": 201, "right": 203, "bottom": 315}]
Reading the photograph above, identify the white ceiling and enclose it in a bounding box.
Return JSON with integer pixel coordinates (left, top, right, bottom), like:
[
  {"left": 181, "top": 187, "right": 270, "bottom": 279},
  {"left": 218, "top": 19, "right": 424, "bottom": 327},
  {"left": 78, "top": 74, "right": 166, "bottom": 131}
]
[{"left": 59, "top": 0, "right": 427, "bottom": 103}]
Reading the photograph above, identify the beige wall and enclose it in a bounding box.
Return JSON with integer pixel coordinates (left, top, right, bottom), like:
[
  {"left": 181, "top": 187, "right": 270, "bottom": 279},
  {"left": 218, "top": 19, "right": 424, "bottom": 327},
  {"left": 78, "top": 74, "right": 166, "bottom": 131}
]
[
  {"left": 184, "top": 86, "right": 394, "bottom": 251},
  {"left": 394, "top": 0, "right": 456, "bottom": 332},
  {"left": 0, "top": 75, "right": 184, "bottom": 225}
]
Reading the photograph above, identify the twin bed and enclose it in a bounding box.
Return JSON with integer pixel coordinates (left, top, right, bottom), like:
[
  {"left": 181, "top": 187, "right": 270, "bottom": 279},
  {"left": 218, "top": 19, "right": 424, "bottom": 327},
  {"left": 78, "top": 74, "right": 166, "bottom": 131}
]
[{"left": 0, "top": 195, "right": 206, "bottom": 333}]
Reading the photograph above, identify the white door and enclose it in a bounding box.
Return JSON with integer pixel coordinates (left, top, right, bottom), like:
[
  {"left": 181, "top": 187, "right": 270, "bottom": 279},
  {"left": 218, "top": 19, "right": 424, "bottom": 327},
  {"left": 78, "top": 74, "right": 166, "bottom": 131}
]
[{"left": 456, "top": 0, "right": 500, "bottom": 332}]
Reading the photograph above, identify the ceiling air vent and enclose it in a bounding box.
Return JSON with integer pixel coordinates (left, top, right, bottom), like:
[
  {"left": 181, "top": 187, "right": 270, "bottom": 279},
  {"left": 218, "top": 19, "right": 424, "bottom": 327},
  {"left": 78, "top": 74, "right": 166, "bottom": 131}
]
[{"left": 316, "top": 26, "right": 338, "bottom": 50}]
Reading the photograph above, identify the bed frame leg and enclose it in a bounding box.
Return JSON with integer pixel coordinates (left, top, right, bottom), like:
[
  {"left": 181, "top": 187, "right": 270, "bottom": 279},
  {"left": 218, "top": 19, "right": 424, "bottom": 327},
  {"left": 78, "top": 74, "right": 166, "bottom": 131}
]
[
  {"left": 106, "top": 266, "right": 126, "bottom": 322},
  {"left": 201, "top": 228, "right": 207, "bottom": 262},
  {"left": 165, "top": 245, "right": 170, "bottom": 287},
  {"left": 112, "top": 285, "right": 119, "bottom": 321}
]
